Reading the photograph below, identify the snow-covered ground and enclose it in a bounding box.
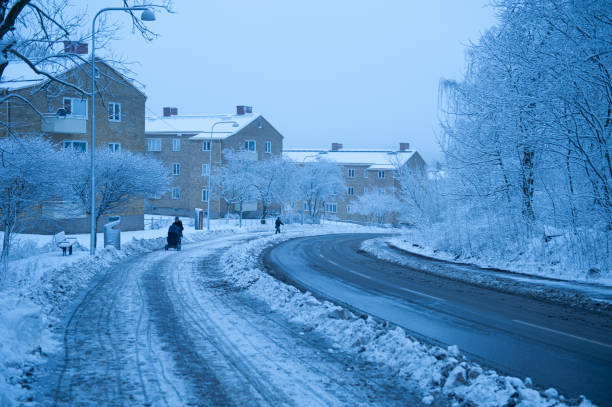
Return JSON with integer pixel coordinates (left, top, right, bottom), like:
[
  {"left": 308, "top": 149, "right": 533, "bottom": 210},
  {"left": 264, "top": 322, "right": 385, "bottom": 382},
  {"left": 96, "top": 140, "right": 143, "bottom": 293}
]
[{"left": 0, "top": 220, "right": 595, "bottom": 406}]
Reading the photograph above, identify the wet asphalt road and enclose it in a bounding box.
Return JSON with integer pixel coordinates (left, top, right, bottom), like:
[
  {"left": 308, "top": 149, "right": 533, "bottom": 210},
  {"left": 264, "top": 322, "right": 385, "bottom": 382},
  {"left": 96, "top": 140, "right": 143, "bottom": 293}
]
[{"left": 264, "top": 233, "right": 612, "bottom": 406}]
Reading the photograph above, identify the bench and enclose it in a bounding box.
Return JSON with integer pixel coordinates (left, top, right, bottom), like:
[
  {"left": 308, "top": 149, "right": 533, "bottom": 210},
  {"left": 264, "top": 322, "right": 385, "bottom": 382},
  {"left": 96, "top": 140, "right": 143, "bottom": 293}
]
[{"left": 53, "top": 231, "right": 77, "bottom": 256}]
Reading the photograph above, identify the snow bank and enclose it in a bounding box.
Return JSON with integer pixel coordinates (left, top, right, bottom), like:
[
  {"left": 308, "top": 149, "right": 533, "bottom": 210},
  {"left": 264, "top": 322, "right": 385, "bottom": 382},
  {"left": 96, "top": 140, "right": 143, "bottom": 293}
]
[
  {"left": 219, "top": 231, "right": 593, "bottom": 407},
  {"left": 360, "top": 237, "right": 612, "bottom": 313}
]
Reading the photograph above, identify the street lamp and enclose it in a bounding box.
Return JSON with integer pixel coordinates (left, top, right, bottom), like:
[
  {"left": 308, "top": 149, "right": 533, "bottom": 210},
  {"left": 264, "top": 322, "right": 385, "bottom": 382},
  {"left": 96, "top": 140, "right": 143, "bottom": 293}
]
[
  {"left": 207, "top": 121, "right": 239, "bottom": 231},
  {"left": 89, "top": 7, "right": 155, "bottom": 255}
]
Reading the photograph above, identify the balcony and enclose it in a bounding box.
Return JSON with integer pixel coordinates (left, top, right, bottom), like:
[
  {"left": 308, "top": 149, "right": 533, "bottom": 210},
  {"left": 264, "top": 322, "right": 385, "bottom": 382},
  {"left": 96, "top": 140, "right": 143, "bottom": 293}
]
[{"left": 41, "top": 113, "right": 87, "bottom": 134}]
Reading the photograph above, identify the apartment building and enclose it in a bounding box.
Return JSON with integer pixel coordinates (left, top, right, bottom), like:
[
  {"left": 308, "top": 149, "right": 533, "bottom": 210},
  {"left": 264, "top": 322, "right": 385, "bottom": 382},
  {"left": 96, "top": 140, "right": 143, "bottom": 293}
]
[
  {"left": 284, "top": 143, "right": 425, "bottom": 221},
  {"left": 0, "top": 60, "right": 147, "bottom": 233},
  {"left": 145, "top": 106, "right": 283, "bottom": 218}
]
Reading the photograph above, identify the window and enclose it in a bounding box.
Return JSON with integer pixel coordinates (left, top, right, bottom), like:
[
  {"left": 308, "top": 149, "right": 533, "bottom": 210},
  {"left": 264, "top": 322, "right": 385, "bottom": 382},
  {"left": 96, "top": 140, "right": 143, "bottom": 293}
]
[
  {"left": 108, "top": 102, "right": 121, "bottom": 122},
  {"left": 172, "top": 163, "right": 180, "bottom": 176},
  {"left": 378, "top": 189, "right": 385, "bottom": 196},
  {"left": 173, "top": 139, "right": 181, "bottom": 152},
  {"left": 348, "top": 168, "right": 355, "bottom": 178},
  {"left": 108, "top": 142, "right": 121, "bottom": 152},
  {"left": 201, "top": 189, "right": 209, "bottom": 202},
  {"left": 346, "top": 205, "right": 352, "bottom": 214},
  {"left": 244, "top": 140, "right": 256, "bottom": 151},
  {"left": 347, "top": 186, "right": 354, "bottom": 196},
  {"left": 63, "top": 140, "right": 87, "bottom": 152},
  {"left": 303, "top": 202, "right": 310, "bottom": 211},
  {"left": 172, "top": 187, "right": 180, "bottom": 200},
  {"left": 202, "top": 140, "right": 211, "bottom": 151},
  {"left": 63, "top": 97, "right": 87, "bottom": 118},
  {"left": 325, "top": 203, "right": 337, "bottom": 213},
  {"left": 265, "top": 141, "right": 271, "bottom": 153},
  {"left": 364, "top": 169, "right": 368, "bottom": 178},
  {"left": 378, "top": 170, "right": 385, "bottom": 179},
  {"left": 147, "top": 138, "right": 161, "bottom": 152},
  {"left": 202, "top": 164, "right": 210, "bottom": 176}
]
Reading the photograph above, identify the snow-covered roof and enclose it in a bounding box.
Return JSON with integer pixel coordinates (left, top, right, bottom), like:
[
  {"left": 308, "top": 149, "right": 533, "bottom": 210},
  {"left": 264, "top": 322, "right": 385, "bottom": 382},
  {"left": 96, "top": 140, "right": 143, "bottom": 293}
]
[
  {"left": 283, "top": 148, "right": 416, "bottom": 170},
  {"left": 145, "top": 113, "right": 260, "bottom": 139},
  {"left": 0, "top": 62, "right": 48, "bottom": 90}
]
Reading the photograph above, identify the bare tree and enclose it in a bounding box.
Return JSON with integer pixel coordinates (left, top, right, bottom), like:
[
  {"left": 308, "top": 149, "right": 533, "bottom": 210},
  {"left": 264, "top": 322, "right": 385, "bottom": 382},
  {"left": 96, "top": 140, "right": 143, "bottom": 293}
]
[{"left": 294, "top": 160, "right": 345, "bottom": 223}]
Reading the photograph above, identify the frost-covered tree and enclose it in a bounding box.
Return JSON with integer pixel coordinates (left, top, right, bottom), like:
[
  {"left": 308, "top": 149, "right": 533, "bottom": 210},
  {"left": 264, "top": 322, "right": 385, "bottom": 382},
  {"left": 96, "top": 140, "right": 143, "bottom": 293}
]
[
  {"left": 250, "top": 156, "right": 294, "bottom": 222},
  {"left": 214, "top": 149, "right": 257, "bottom": 226},
  {"left": 352, "top": 190, "right": 402, "bottom": 225},
  {"left": 0, "top": 136, "right": 69, "bottom": 272},
  {"left": 438, "top": 0, "right": 612, "bottom": 274},
  {"left": 294, "top": 160, "right": 345, "bottom": 223},
  {"left": 69, "top": 150, "right": 171, "bottom": 248}
]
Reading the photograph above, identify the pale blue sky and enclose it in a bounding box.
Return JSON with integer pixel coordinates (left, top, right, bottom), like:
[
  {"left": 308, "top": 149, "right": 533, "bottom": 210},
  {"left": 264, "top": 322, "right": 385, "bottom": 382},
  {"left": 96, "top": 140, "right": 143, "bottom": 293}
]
[{"left": 88, "top": 1, "right": 496, "bottom": 163}]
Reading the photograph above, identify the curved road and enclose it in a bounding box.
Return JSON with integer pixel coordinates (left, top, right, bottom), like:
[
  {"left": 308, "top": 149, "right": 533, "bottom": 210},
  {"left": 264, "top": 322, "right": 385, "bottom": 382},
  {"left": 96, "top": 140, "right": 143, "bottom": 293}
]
[
  {"left": 35, "top": 233, "right": 418, "bottom": 406},
  {"left": 264, "top": 233, "right": 612, "bottom": 406}
]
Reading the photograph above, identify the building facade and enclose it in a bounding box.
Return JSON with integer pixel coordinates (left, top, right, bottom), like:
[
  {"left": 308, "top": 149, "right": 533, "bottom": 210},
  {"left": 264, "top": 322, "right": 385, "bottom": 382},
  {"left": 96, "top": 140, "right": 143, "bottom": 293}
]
[
  {"left": 145, "top": 106, "right": 283, "bottom": 218},
  {"left": 0, "top": 60, "right": 147, "bottom": 233},
  {"left": 284, "top": 143, "right": 425, "bottom": 222}
]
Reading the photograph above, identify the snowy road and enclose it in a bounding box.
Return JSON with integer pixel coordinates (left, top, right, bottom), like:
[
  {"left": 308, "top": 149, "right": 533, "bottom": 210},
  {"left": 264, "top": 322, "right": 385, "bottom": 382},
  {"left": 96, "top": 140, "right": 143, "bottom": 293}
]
[
  {"left": 35, "top": 233, "right": 418, "bottom": 406},
  {"left": 264, "top": 233, "right": 612, "bottom": 406}
]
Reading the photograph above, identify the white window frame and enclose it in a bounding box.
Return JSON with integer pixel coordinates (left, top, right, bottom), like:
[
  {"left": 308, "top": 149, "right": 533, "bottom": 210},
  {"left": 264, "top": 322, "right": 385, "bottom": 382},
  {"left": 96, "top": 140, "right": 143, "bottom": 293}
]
[
  {"left": 201, "top": 188, "right": 209, "bottom": 202},
  {"left": 108, "top": 142, "right": 121, "bottom": 152},
  {"left": 202, "top": 140, "right": 211, "bottom": 151},
  {"left": 171, "top": 187, "right": 180, "bottom": 200},
  {"left": 346, "top": 205, "right": 352, "bottom": 214},
  {"left": 202, "top": 164, "right": 210, "bottom": 176},
  {"left": 147, "top": 138, "right": 162, "bottom": 152},
  {"left": 173, "top": 138, "right": 181, "bottom": 152},
  {"left": 108, "top": 102, "right": 121, "bottom": 122},
  {"left": 378, "top": 170, "right": 385, "bottom": 179},
  {"left": 244, "top": 140, "right": 256, "bottom": 151},
  {"left": 63, "top": 97, "right": 88, "bottom": 118},
  {"left": 347, "top": 168, "right": 355, "bottom": 178},
  {"left": 172, "top": 163, "right": 180, "bottom": 176},
  {"left": 63, "top": 140, "right": 87, "bottom": 152},
  {"left": 265, "top": 140, "right": 271, "bottom": 153},
  {"left": 347, "top": 186, "right": 354, "bottom": 196}
]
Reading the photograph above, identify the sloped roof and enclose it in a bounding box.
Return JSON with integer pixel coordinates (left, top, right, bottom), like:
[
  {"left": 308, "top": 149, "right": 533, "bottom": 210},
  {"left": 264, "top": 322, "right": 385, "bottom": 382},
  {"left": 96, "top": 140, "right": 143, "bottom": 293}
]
[
  {"left": 283, "top": 148, "right": 416, "bottom": 170},
  {"left": 0, "top": 62, "right": 48, "bottom": 90},
  {"left": 145, "top": 113, "right": 261, "bottom": 139},
  {"left": 0, "top": 59, "right": 146, "bottom": 95}
]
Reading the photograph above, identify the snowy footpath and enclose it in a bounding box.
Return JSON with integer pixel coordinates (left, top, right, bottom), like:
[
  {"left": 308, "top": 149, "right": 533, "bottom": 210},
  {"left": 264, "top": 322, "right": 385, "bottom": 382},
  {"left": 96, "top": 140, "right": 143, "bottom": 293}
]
[{"left": 0, "top": 221, "right": 598, "bottom": 406}]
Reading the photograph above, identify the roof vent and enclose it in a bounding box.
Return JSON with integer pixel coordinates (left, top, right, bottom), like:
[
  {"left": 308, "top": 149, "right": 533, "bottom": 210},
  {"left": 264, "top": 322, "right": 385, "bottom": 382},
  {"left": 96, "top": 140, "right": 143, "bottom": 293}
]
[
  {"left": 163, "top": 107, "right": 178, "bottom": 117},
  {"left": 331, "top": 143, "right": 343, "bottom": 151},
  {"left": 400, "top": 142, "right": 410, "bottom": 151}
]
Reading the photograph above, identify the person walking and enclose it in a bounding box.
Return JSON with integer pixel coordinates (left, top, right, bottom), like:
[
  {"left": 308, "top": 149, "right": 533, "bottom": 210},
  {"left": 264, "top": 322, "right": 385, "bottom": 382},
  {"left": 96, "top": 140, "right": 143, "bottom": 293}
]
[
  {"left": 173, "top": 216, "right": 184, "bottom": 237},
  {"left": 275, "top": 216, "right": 284, "bottom": 234}
]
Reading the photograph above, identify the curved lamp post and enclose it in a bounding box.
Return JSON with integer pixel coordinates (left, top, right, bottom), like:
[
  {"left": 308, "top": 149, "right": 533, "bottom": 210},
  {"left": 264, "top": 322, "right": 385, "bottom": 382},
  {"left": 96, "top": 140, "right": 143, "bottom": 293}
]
[
  {"left": 90, "top": 7, "right": 155, "bottom": 255},
  {"left": 207, "top": 121, "right": 239, "bottom": 231}
]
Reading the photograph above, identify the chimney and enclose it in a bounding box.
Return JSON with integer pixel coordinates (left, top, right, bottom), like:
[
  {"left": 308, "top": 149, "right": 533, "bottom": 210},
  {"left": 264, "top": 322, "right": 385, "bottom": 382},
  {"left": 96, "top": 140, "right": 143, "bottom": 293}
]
[
  {"left": 236, "top": 105, "right": 253, "bottom": 115},
  {"left": 163, "top": 107, "right": 178, "bottom": 117},
  {"left": 400, "top": 142, "right": 410, "bottom": 151},
  {"left": 331, "top": 143, "right": 343, "bottom": 151},
  {"left": 245, "top": 106, "right": 253, "bottom": 114}
]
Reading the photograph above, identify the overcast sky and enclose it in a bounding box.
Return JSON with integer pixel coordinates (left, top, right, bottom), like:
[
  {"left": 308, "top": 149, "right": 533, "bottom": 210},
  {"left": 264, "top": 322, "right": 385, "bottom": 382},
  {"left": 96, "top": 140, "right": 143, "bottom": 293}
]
[{"left": 88, "top": 1, "right": 496, "bottom": 164}]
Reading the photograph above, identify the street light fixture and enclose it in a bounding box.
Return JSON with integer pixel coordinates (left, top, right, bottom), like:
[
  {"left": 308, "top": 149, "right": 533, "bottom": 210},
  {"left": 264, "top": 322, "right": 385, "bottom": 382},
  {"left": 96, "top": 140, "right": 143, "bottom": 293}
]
[
  {"left": 89, "top": 7, "right": 155, "bottom": 255},
  {"left": 207, "top": 120, "right": 239, "bottom": 231}
]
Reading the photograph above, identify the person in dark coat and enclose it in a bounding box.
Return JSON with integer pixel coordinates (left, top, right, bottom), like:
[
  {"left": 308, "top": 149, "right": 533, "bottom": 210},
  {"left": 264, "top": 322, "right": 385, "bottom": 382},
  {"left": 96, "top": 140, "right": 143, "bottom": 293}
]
[
  {"left": 275, "top": 217, "right": 283, "bottom": 234},
  {"left": 173, "top": 216, "right": 184, "bottom": 237}
]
